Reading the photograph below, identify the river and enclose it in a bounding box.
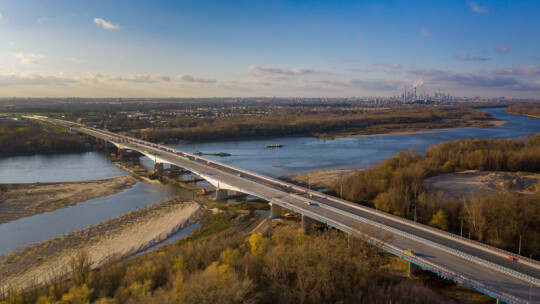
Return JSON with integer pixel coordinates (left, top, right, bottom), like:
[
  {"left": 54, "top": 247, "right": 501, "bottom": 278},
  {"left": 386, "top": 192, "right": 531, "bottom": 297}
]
[
  {"left": 0, "top": 107, "right": 538, "bottom": 255},
  {"left": 166, "top": 107, "right": 540, "bottom": 177}
]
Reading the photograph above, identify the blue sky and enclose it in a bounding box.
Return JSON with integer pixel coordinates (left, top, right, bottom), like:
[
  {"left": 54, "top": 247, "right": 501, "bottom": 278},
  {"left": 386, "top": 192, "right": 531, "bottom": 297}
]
[{"left": 0, "top": 0, "right": 539, "bottom": 98}]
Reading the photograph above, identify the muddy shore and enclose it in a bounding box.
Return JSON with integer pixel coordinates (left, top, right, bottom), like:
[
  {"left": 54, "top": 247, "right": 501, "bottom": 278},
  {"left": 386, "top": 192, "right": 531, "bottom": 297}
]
[
  {"left": 0, "top": 176, "right": 137, "bottom": 224},
  {"left": 0, "top": 196, "right": 201, "bottom": 292},
  {"left": 281, "top": 169, "right": 361, "bottom": 189}
]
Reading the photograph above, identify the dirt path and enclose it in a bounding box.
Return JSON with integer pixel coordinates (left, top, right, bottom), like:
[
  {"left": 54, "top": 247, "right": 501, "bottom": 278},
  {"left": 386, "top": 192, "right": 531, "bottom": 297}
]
[
  {"left": 0, "top": 197, "right": 201, "bottom": 293},
  {"left": 0, "top": 176, "right": 137, "bottom": 224}
]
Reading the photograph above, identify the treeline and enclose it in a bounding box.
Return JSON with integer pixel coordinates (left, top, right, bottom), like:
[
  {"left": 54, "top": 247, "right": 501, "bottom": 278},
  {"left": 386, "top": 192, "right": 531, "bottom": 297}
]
[
  {"left": 0, "top": 120, "right": 90, "bottom": 157},
  {"left": 507, "top": 104, "right": 540, "bottom": 118},
  {"left": 132, "top": 107, "right": 491, "bottom": 142},
  {"left": 4, "top": 216, "right": 454, "bottom": 304},
  {"left": 335, "top": 134, "right": 540, "bottom": 257}
]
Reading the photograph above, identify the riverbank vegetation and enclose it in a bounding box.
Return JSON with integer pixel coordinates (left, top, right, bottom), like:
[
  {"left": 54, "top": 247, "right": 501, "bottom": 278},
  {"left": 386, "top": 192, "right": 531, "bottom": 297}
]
[
  {"left": 129, "top": 106, "right": 493, "bottom": 142},
  {"left": 3, "top": 214, "right": 459, "bottom": 304},
  {"left": 335, "top": 133, "right": 540, "bottom": 257},
  {"left": 0, "top": 120, "right": 90, "bottom": 157},
  {"left": 507, "top": 104, "right": 540, "bottom": 118}
]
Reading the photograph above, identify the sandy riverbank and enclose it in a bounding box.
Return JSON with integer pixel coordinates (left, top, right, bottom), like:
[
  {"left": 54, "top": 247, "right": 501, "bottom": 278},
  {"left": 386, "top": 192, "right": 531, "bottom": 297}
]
[
  {"left": 0, "top": 196, "right": 201, "bottom": 292},
  {"left": 281, "top": 169, "right": 361, "bottom": 189},
  {"left": 0, "top": 176, "right": 137, "bottom": 224},
  {"left": 424, "top": 170, "right": 539, "bottom": 200}
]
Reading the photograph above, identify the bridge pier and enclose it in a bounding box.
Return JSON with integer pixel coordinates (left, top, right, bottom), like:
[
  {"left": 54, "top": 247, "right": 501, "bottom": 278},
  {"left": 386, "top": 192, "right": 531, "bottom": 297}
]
[
  {"left": 154, "top": 163, "right": 164, "bottom": 172},
  {"left": 270, "top": 203, "right": 282, "bottom": 219},
  {"left": 408, "top": 262, "right": 422, "bottom": 276},
  {"left": 170, "top": 164, "right": 181, "bottom": 171},
  {"left": 301, "top": 215, "right": 316, "bottom": 232},
  {"left": 215, "top": 189, "right": 229, "bottom": 200},
  {"left": 117, "top": 149, "right": 127, "bottom": 157}
]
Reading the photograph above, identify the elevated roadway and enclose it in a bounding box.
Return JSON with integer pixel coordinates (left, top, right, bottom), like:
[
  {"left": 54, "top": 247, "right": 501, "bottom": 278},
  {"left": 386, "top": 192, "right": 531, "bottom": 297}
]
[{"left": 31, "top": 116, "right": 540, "bottom": 303}]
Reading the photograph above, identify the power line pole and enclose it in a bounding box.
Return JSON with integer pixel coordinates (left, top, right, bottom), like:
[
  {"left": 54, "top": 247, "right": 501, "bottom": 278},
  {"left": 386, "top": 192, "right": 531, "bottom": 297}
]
[{"left": 519, "top": 234, "right": 522, "bottom": 255}]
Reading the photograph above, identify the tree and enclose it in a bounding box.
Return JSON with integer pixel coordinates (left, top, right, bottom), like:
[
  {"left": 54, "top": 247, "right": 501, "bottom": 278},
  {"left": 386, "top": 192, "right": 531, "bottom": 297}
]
[
  {"left": 247, "top": 233, "right": 264, "bottom": 256},
  {"left": 430, "top": 209, "right": 449, "bottom": 231}
]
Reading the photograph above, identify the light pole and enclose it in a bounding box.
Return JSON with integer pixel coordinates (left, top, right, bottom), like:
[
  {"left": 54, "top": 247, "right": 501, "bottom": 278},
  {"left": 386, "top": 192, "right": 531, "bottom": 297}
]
[
  {"left": 460, "top": 217, "right": 463, "bottom": 237},
  {"left": 519, "top": 234, "right": 522, "bottom": 256},
  {"left": 340, "top": 173, "right": 343, "bottom": 199}
]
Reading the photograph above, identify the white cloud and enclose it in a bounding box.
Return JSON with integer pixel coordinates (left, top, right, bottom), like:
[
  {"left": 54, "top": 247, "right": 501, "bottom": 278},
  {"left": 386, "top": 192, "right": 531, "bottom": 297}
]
[
  {"left": 0, "top": 13, "right": 3, "bottom": 19},
  {"left": 244, "top": 66, "right": 327, "bottom": 77},
  {"left": 469, "top": 2, "right": 487, "bottom": 13},
  {"left": 495, "top": 45, "right": 510, "bottom": 53},
  {"left": 93, "top": 17, "right": 121, "bottom": 30},
  {"left": 13, "top": 52, "right": 45, "bottom": 64},
  {"left": 420, "top": 28, "right": 432, "bottom": 37},
  {"left": 176, "top": 74, "right": 216, "bottom": 84},
  {"left": 8, "top": 42, "right": 15, "bottom": 46},
  {"left": 37, "top": 17, "right": 50, "bottom": 23},
  {"left": 452, "top": 54, "right": 491, "bottom": 61},
  {"left": 0, "top": 71, "right": 78, "bottom": 86}
]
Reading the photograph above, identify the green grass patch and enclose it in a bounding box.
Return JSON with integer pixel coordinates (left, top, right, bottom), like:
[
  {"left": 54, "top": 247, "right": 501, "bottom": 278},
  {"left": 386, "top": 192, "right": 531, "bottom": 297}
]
[{"left": 176, "top": 212, "right": 235, "bottom": 246}]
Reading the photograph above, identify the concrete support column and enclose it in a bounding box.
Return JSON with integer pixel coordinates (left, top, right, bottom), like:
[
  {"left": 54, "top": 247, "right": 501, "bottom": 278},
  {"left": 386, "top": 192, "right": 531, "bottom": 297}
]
[
  {"left": 301, "top": 215, "right": 316, "bottom": 232},
  {"left": 154, "top": 163, "right": 164, "bottom": 172},
  {"left": 215, "top": 189, "right": 228, "bottom": 200},
  {"left": 270, "top": 203, "right": 282, "bottom": 219},
  {"left": 408, "top": 262, "right": 422, "bottom": 276},
  {"left": 170, "top": 164, "right": 181, "bottom": 171}
]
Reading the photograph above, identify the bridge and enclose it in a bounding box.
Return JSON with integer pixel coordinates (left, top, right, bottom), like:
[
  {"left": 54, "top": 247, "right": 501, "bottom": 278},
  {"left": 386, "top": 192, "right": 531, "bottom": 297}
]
[{"left": 30, "top": 116, "right": 540, "bottom": 303}]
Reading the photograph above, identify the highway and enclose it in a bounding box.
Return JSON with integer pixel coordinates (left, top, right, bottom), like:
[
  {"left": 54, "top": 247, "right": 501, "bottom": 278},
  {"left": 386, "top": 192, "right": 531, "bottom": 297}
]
[{"left": 32, "top": 116, "right": 540, "bottom": 303}]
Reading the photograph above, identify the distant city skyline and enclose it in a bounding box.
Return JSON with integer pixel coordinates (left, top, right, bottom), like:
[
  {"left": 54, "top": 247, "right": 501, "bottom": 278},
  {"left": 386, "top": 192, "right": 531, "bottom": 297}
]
[{"left": 0, "top": 0, "right": 539, "bottom": 98}]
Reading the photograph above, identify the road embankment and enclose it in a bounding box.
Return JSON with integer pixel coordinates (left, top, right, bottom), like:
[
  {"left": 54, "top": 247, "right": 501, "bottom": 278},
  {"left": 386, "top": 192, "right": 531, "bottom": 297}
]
[
  {"left": 0, "top": 196, "right": 201, "bottom": 292},
  {"left": 0, "top": 176, "right": 137, "bottom": 224}
]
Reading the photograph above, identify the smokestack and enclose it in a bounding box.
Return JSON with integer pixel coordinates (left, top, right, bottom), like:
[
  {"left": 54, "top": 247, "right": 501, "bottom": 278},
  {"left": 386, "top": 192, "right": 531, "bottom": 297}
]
[{"left": 413, "top": 86, "right": 416, "bottom": 101}]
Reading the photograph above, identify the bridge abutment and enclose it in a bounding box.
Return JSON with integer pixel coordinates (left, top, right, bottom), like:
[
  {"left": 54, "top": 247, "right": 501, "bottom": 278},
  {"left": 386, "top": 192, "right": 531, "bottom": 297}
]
[
  {"left": 215, "top": 189, "right": 229, "bottom": 200},
  {"left": 270, "top": 203, "right": 282, "bottom": 219}
]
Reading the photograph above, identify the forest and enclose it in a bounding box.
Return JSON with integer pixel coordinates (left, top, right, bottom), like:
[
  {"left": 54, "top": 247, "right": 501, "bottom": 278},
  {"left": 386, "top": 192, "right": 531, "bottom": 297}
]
[
  {"left": 335, "top": 133, "right": 540, "bottom": 257},
  {"left": 507, "top": 104, "right": 540, "bottom": 118},
  {"left": 0, "top": 120, "right": 90, "bottom": 157},
  {"left": 2, "top": 215, "right": 458, "bottom": 304}
]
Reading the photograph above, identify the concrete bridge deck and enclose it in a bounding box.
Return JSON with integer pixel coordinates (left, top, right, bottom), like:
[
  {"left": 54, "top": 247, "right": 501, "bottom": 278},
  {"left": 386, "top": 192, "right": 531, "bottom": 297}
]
[{"left": 30, "top": 116, "right": 540, "bottom": 303}]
